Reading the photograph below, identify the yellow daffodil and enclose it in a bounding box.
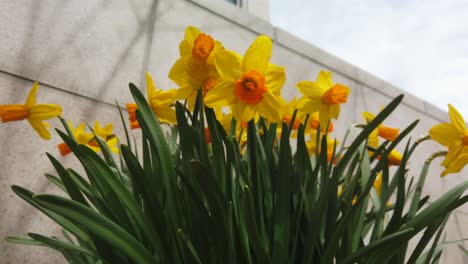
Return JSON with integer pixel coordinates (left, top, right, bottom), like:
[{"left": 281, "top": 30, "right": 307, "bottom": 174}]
[
  {"left": 204, "top": 35, "right": 286, "bottom": 123},
  {"left": 169, "top": 26, "right": 224, "bottom": 110},
  {"left": 90, "top": 120, "right": 119, "bottom": 154},
  {"left": 296, "top": 70, "right": 350, "bottom": 127},
  {"left": 363, "top": 111, "right": 400, "bottom": 141},
  {"left": 308, "top": 112, "right": 334, "bottom": 133},
  {"left": 282, "top": 97, "right": 302, "bottom": 130},
  {"left": 429, "top": 104, "right": 468, "bottom": 176},
  {"left": 0, "top": 82, "right": 62, "bottom": 140},
  {"left": 57, "top": 121, "right": 94, "bottom": 156},
  {"left": 306, "top": 130, "right": 339, "bottom": 162},
  {"left": 374, "top": 173, "right": 383, "bottom": 197},
  {"left": 363, "top": 111, "right": 402, "bottom": 166},
  {"left": 58, "top": 120, "right": 119, "bottom": 156},
  {"left": 126, "top": 72, "right": 177, "bottom": 129}
]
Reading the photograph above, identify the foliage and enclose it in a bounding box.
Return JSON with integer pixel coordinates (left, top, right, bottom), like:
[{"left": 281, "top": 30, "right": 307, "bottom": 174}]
[{"left": 6, "top": 86, "right": 468, "bottom": 264}]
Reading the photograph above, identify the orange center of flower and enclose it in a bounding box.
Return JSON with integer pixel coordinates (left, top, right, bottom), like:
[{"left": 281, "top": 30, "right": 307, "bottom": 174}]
[
  {"left": 126, "top": 103, "right": 138, "bottom": 122},
  {"left": 202, "top": 77, "right": 218, "bottom": 98},
  {"left": 0, "top": 104, "right": 29, "bottom": 122},
  {"left": 57, "top": 142, "right": 72, "bottom": 156},
  {"left": 463, "top": 132, "right": 468, "bottom": 146},
  {"left": 378, "top": 126, "right": 400, "bottom": 141},
  {"left": 192, "top": 33, "right": 215, "bottom": 60},
  {"left": 283, "top": 114, "right": 301, "bottom": 130},
  {"left": 322, "top": 84, "right": 349, "bottom": 105},
  {"left": 234, "top": 70, "right": 267, "bottom": 104}
]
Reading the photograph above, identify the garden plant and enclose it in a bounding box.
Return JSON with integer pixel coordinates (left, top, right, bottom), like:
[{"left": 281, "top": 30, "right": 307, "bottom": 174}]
[{"left": 1, "top": 26, "right": 468, "bottom": 263}]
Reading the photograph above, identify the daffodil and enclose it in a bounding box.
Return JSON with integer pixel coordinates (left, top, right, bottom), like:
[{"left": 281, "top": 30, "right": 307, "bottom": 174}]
[
  {"left": 57, "top": 121, "right": 94, "bottom": 156},
  {"left": 126, "top": 72, "right": 177, "bottom": 129},
  {"left": 90, "top": 120, "right": 119, "bottom": 154},
  {"left": 282, "top": 97, "right": 302, "bottom": 130},
  {"left": 363, "top": 111, "right": 399, "bottom": 142},
  {"left": 204, "top": 35, "right": 286, "bottom": 123},
  {"left": 429, "top": 104, "right": 468, "bottom": 176},
  {"left": 297, "top": 70, "right": 350, "bottom": 127},
  {"left": 169, "top": 26, "right": 224, "bottom": 110},
  {"left": 0, "top": 82, "right": 62, "bottom": 140},
  {"left": 306, "top": 130, "right": 339, "bottom": 162},
  {"left": 363, "top": 111, "right": 402, "bottom": 166}
]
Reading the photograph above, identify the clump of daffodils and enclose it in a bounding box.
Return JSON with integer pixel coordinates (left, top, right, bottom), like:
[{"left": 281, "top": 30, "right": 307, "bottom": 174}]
[{"left": 3, "top": 25, "right": 468, "bottom": 264}]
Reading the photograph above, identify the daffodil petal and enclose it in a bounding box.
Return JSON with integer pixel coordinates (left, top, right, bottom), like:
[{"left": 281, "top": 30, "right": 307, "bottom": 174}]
[
  {"left": 179, "top": 40, "right": 192, "bottom": 57},
  {"left": 368, "top": 129, "right": 380, "bottom": 147},
  {"left": 29, "top": 104, "right": 62, "bottom": 120},
  {"left": 214, "top": 50, "right": 241, "bottom": 80},
  {"left": 168, "top": 57, "right": 190, "bottom": 87},
  {"left": 106, "top": 137, "right": 120, "bottom": 154},
  {"left": 257, "top": 92, "right": 283, "bottom": 122},
  {"left": 330, "top": 104, "right": 340, "bottom": 119},
  {"left": 448, "top": 104, "right": 466, "bottom": 132},
  {"left": 297, "top": 97, "right": 321, "bottom": 114},
  {"left": 296, "top": 81, "right": 326, "bottom": 97},
  {"left": 362, "top": 111, "right": 375, "bottom": 123},
  {"left": 204, "top": 80, "right": 235, "bottom": 107},
  {"left": 319, "top": 105, "right": 331, "bottom": 128},
  {"left": 28, "top": 118, "right": 51, "bottom": 140},
  {"left": 231, "top": 103, "right": 256, "bottom": 123},
  {"left": 25, "top": 82, "right": 39, "bottom": 107},
  {"left": 155, "top": 108, "right": 177, "bottom": 124},
  {"left": 146, "top": 72, "right": 156, "bottom": 99},
  {"left": 265, "top": 63, "right": 285, "bottom": 95},
  {"left": 243, "top": 35, "right": 272, "bottom": 74},
  {"left": 429, "top": 123, "right": 461, "bottom": 146},
  {"left": 175, "top": 86, "right": 195, "bottom": 100},
  {"left": 441, "top": 154, "right": 468, "bottom": 177},
  {"left": 441, "top": 143, "right": 464, "bottom": 167},
  {"left": 316, "top": 70, "right": 334, "bottom": 90},
  {"left": 185, "top": 26, "right": 201, "bottom": 45}
]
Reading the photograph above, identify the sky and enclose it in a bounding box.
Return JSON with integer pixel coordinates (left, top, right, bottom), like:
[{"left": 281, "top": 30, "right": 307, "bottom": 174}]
[{"left": 270, "top": 0, "right": 468, "bottom": 118}]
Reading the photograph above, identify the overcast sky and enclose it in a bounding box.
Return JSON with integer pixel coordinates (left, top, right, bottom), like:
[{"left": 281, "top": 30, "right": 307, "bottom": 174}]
[{"left": 270, "top": 0, "right": 468, "bottom": 118}]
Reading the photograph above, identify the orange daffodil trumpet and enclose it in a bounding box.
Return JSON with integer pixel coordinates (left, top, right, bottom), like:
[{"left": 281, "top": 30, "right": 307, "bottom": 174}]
[
  {"left": 169, "top": 26, "right": 224, "bottom": 110},
  {"left": 204, "top": 35, "right": 286, "bottom": 123},
  {"left": 126, "top": 72, "right": 177, "bottom": 129},
  {"left": 0, "top": 82, "right": 62, "bottom": 140},
  {"left": 296, "top": 70, "right": 350, "bottom": 128},
  {"left": 429, "top": 104, "right": 468, "bottom": 176}
]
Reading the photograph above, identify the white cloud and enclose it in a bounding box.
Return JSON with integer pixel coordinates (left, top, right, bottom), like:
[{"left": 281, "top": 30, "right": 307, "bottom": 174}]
[{"left": 271, "top": 0, "right": 468, "bottom": 118}]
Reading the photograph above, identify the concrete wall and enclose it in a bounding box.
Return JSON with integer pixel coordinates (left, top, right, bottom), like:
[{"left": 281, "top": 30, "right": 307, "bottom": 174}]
[{"left": 0, "top": 0, "right": 466, "bottom": 263}]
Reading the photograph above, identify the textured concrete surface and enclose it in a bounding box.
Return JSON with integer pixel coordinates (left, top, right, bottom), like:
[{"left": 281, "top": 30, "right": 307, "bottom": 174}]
[{"left": 1, "top": 0, "right": 466, "bottom": 263}]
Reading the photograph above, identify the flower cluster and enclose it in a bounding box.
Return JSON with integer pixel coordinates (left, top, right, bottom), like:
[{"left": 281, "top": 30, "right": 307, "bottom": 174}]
[{"left": 0, "top": 25, "right": 467, "bottom": 176}]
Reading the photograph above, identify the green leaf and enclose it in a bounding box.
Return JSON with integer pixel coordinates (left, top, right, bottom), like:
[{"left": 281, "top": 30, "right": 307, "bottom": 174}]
[
  {"left": 28, "top": 233, "right": 99, "bottom": 259},
  {"left": 34, "top": 194, "right": 157, "bottom": 264}
]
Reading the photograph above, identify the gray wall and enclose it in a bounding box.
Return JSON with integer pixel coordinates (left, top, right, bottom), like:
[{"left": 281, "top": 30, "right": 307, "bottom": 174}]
[{"left": 0, "top": 0, "right": 466, "bottom": 263}]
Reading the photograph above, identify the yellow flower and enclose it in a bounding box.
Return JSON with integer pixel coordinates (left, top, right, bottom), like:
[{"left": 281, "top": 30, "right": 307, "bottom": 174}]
[
  {"left": 363, "top": 111, "right": 402, "bottom": 166},
  {"left": 0, "top": 82, "right": 62, "bottom": 140},
  {"left": 306, "top": 130, "right": 339, "bottom": 162},
  {"left": 362, "top": 111, "right": 400, "bottom": 142},
  {"left": 296, "top": 70, "right": 350, "bottom": 127},
  {"left": 281, "top": 97, "right": 302, "bottom": 131},
  {"left": 57, "top": 121, "right": 94, "bottom": 156},
  {"left": 374, "top": 173, "right": 383, "bottom": 197},
  {"left": 90, "top": 120, "right": 119, "bottom": 154},
  {"left": 127, "top": 72, "right": 177, "bottom": 129},
  {"left": 204, "top": 35, "right": 286, "bottom": 123},
  {"left": 169, "top": 26, "right": 224, "bottom": 110},
  {"left": 429, "top": 104, "right": 468, "bottom": 176}
]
